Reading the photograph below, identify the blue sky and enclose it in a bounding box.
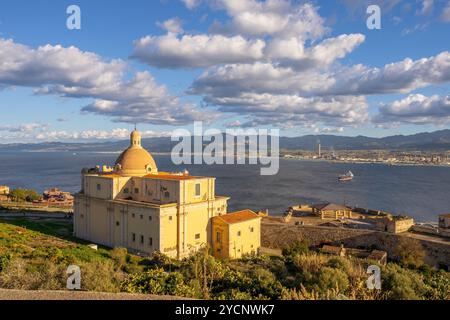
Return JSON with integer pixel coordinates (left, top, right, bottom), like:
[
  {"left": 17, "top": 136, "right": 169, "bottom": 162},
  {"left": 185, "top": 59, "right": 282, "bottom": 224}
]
[{"left": 0, "top": 0, "right": 449, "bottom": 142}]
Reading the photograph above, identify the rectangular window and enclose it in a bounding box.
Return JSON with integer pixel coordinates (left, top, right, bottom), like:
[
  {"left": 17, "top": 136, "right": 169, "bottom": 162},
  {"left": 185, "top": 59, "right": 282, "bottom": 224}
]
[
  {"left": 132, "top": 213, "right": 135, "bottom": 218},
  {"left": 250, "top": 227, "right": 254, "bottom": 232},
  {"left": 169, "top": 216, "right": 173, "bottom": 221},
  {"left": 216, "top": 232, "right": 221, "bottom": 243},
  {"left": 149, "top": 215, "right": 152, "bottom": 221},
  {"left": 124, "top": 188, "right": 129, "bottom": 194},
  {"left": 140, "top": 235, "right": 144, "bottom": 244},
  {"left": 237, "top": 231, "right": 241, "bottom": 237},
  {"left": 195, "top": 233, "right": 200, "bottom": 240},
  {"left": 195, "top": 183, "right": 201, "bottom": 197},
  {"left": 140, "top": 214, "right": 143, "bottom": 219},
  {"left": 132, "top": 233, "right": 136, "bottom": 242},
  {"left": 96, "top": 184, "right": 101, "bottom": 191},
  {"left": 149, "top": 237, "right": 153, "bottom": 246},
  {"left": 134, "top": 188, "right": 139, "bottom": 194}
]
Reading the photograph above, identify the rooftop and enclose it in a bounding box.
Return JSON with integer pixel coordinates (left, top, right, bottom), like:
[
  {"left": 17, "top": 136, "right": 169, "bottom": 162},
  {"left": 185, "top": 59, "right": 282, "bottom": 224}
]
[
  {"left": 391, "top": 215, "right": 413, "bottom": 221},
  {"left": 321, "top": 245, "right": 345, "bottom": 255},
  {"left": 312, "top": 203, "right": 351, "bottom": 211},
  {"left": 97, "top": 172, "right": 208, "bottom": 181},
  {"left": 439, "top": 213, "right": 450, "bottom": 218},
  {"left": 215, "top": 210, "right": 260, "bottom": 224}
]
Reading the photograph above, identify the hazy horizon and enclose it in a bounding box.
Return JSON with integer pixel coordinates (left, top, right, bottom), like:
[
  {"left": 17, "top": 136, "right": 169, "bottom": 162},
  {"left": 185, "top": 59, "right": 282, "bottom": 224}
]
[{"left": 1, "top": 128, "right": 450, "bottom": 145}]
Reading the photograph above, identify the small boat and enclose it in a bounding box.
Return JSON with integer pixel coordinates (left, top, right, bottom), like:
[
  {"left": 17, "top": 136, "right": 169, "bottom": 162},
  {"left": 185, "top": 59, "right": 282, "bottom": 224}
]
[{"left": 338, "top": 171, "right": 354, "bottom": 181}]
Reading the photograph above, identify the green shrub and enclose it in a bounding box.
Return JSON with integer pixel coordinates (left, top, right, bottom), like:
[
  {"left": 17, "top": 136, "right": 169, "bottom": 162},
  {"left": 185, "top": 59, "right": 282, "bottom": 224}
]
[
  {"left": 25, "top": 190, "right": 41, "bottom": 202},
  {"left": 110, "top": 247, "right": 128, "bottom": 270},
  {"left": 292, "top": 252, "right": 328, "bottom": 274},
  {"left": 282, "top": 240, "right": 310, "bottom": 257},
  {"left": 80, "top": 260, "right": 123, "bottom": 292},
  {"left": 382, "top": 264, "right": 426, "bottom": 300},
  {"left": 422, "top": 270, "right": 450, "bottom": 300},
  {"left": 316, "top": 267, "right": 349, "bottom": 293},
  {"left": 393, "top": 238, "right": 425, "bottom": 268},
  {"left": 327, "top": 257, "right": 353, "bottom": 273},
  {"left": 9, "top": 188, "right": 41, "bottom": 202},
  {"left": 0, "top": 258, "right": 65, "bottom": 290},
  {"left": 121, "top": 268, "right": 195, "bottom": 297},
  {"left": 0, "top": 253, "right": 12, "bottom": 272}
]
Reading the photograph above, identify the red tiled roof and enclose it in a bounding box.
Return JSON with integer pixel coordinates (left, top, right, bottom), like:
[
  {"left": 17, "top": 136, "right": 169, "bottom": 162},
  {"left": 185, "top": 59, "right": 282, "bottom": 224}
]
[{"left": 215, "top": 210, "right": 260, "bottom": 224}]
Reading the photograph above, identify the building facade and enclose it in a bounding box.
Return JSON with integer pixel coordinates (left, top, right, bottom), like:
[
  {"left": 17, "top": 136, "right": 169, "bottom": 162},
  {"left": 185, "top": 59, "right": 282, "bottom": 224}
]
[
  {"left": 74, "top": 129, "right": 259, "bottom": 259},
  {"left": 0, "top": 186, "right": 9, "bottom": 195},
  {"left": 312, "top": 203, "right": 353, "bottom": 219},
  {"left": 375, "top": 216, "right": 414, "bottom": 234},
  {"left": 0, "top": 186, "right": 9, "bottom": 201},
  {"left": 211, "top": 210, "right": 261, "bottom": 259},
  {"left": 438, "top": 214, "right": 450, "bottom": 238}
]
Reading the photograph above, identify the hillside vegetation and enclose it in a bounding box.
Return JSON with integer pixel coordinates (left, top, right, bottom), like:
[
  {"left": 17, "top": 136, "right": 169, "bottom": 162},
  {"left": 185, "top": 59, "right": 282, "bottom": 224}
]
[{"left": 0, "top": 219, "right": 448, "bottom": 300}]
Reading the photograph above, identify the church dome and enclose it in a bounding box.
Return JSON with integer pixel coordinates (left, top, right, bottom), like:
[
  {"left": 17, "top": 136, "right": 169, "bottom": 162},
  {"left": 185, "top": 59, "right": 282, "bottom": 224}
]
[{"left": 115, "top": 129, "right": 158, "bottom": 176}]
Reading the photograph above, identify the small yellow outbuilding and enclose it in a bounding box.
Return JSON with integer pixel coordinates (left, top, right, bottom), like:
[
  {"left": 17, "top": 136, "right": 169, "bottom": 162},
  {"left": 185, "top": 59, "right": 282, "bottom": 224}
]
[{"left": 211, "top": 210, "right": 261, "bottom": 259}]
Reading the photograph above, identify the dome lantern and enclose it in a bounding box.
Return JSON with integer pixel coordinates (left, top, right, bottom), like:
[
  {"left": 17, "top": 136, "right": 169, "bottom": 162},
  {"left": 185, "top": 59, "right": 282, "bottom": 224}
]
[{"left": 130, "top": 129, "right": 141, "bottom": 147}]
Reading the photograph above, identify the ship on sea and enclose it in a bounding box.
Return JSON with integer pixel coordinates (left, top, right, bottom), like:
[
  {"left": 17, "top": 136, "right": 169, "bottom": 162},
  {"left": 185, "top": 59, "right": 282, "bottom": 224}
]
[{"left": 338, "top": 171, "right": 354, "bottom": 181}]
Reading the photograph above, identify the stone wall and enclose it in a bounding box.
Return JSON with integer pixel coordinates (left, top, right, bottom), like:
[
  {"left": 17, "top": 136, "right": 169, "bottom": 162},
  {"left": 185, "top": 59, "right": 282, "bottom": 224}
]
[
  {"left": 391, "top": 218, "right": 414, "bottom": 234},
  {"left": 261, "top": 223, "right": 450, "bottom": 268}
]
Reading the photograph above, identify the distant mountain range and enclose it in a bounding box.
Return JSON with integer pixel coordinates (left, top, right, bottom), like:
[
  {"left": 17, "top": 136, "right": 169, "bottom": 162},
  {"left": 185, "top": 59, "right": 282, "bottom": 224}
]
[
  {"left": 279, "top": 129, "right": 450, "bottom": 151},
  {"left": 1, "top": 129, "right": 450, "bottom": 152}
]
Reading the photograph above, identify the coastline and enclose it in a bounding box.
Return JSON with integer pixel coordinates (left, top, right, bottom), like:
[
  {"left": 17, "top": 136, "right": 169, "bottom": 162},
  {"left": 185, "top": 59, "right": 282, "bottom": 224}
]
[
  {"left": 283, "top": 156, "right": 450, "bottom": 168},
  {"left": 2, "top": 150, "right": 449, "bottom": 168}
]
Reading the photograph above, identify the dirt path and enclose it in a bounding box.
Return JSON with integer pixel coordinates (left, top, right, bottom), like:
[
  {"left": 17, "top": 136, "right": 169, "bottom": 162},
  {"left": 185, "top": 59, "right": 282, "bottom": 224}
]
[{"left": 405, "top": 232, "right": 450, "bottom": 245}]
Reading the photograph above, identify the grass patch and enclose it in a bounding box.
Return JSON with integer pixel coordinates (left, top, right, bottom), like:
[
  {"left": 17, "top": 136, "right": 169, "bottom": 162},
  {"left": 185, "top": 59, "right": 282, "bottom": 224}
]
[{"left": 0, "top": 219, "right": 144, "bottom": 292}]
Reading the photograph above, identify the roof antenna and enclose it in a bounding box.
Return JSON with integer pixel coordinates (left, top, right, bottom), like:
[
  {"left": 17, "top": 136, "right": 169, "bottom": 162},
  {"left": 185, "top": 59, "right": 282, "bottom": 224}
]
[{"left": 134, "top": 123, "right": 137, "bottom": 131}]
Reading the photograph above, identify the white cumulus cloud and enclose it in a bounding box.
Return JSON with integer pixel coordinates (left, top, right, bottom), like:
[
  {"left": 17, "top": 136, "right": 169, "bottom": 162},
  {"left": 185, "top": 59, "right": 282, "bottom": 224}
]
[
  {"left": 35, "top": 128, "right": 172, "bottom": 141},
  {"left": 0, "top": 38, "right": 216, "bottom": 125},
  {"left": 374, "top": 94, "right": 450, "bottom": 125},
  {"left": 157, "top": 18, "right": 184, "bottom": 34},
  {"left": 133, "top": 33, "right": 265, "bottom": 68}
]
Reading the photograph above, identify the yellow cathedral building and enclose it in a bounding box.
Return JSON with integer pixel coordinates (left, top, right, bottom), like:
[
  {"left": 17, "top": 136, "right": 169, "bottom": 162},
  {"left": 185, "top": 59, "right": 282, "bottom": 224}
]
[{"left": 74, "top": 129, "right": 261, "bottom": 259}]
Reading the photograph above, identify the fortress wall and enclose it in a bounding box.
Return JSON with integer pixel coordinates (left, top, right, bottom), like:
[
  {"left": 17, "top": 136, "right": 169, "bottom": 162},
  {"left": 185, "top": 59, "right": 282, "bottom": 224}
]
[{"left": 261, "top": 223, "right": 450, "bottom": 268}]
